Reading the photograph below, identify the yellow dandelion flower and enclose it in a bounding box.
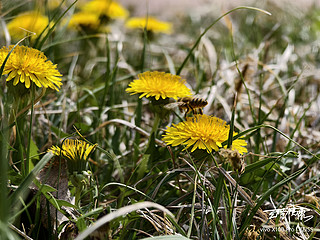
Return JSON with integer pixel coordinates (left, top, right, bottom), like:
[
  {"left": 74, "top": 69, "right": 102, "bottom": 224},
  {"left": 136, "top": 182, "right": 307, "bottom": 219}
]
[
  {"left": 48, "top": 139, "right": 97, "bottom": 162},
  {"left": 126, "top": 71, "right": 192, "bottom": 100},
  {"left": 162, "top": 115, "right": 248, "bottom": 154},
  {"left": 49, "top": 139, "right": 97, "bottom": 173},
  {"left": 46, "top": 0, "right": 66, "bottom": 10},
  {"left": 0, "top": 45, "right": 62, "bottom": 91},
  {"left": 82, "top": 0, "right": 128, "bottom": 19},
  {"left": 67, "top": 11, "right": 101, "bottom": 30},
  {"left": 125, "top": 17, "right": 172, "bottom": 34},
  {"left": 47, "top": 0, "right": 60, "bottom": 9},
  {"left": 7, "top": 11, "right": 49, "bottom": 40}
]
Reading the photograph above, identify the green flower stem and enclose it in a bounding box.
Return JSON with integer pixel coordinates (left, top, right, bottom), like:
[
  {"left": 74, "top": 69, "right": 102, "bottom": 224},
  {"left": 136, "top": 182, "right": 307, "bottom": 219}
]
[
  {"left": 133, "top": 98, "right": 142, "bottom": 163},
  {"left": 71, "top": 173, "right": 84, "bottom": 207},
  {"left": 25, "top": 85, "right": 36, "bottom": 175},
  {"left": 14, "top": 88, "right": 46, "bottom": 123},
  {"left": 75, "top": 187, "right": 81, "bottom": 208},
  {"left": 138, "top": 112, "right": 161, "bottom": 180},
  {"left": 144, "top": 112, "right": 161, "bottom": 153},
  {"left": 151, "top": 112, "right": 161, "bottom": 135}
]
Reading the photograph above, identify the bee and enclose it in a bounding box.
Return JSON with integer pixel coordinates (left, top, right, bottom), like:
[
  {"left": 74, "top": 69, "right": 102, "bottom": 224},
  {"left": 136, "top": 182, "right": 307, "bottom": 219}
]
[{"left": 165, "top": 97, "right": 208, "bottom": 117}]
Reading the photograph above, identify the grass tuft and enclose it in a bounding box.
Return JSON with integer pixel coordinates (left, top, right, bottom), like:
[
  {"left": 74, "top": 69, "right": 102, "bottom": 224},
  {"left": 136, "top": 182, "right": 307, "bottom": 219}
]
[{"left": 1, "top": 1, "right": 320, "bottom": 239}]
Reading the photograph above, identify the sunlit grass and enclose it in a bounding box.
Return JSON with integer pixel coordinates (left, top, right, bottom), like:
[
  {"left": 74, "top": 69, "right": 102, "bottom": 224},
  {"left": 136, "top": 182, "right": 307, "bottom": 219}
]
[{"left": 1, "top": 1, "right": 320, "bottom": 239}]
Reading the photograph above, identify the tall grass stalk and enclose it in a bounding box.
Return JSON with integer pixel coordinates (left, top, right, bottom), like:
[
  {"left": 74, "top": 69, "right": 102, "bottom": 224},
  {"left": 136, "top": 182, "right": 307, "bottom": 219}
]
[
  {"left": 176, "top": 6, "right": 271, "bottom": 75},
  {"left": 0, "top": 112, "right": 10, "bottom": 238}
]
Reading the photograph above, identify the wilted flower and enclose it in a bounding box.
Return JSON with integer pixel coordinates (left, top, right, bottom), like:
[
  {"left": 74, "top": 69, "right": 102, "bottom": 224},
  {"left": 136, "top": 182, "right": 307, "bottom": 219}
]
[
  {"left": 163, "top": 114, "right": 247, "bottom": 154},
  {"left": 126, "top": 71, "right": 192, "bottom": 100},
  {"left": 7, "top": 11, "right": 49, "bottom": 40},
  {"left": 219, "top": 148, "right": 245, "bottom": 174},
  {"left": 125, "top": 17, "right": 172, "bottom": 34},
  {"left": 0, "top": 45, "right": 62, "bottom": 91},
  {"left": 81, "top": 0, "right": 128, "bottom": 20}
]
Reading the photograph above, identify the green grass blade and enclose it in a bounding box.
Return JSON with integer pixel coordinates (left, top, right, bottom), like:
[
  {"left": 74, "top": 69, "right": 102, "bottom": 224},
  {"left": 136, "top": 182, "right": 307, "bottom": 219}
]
[
  {"left": 227, "top": 94, "right": 236, "bottom": 149},
  {"left": 187, "top": 175, "right": 197, "bottom": 238},
  {"left": 9, "top": 152, "right": 54, "bottom": 215},
  {"left": 240, "top": 164, "right": 308, "bottom": 236},
  {"left": 141, "top": 236, "right": 191, "bottom": 240},
  {"left": 75, "top": 201, "right": 178, "bottom": 240},
  {"left": 0, "top": 110, "right": 9, "bottom": 234},
  {"left": 176, "top": 6, "right": 271, "bottom": 75},
  {"left": 36, "top": 0, "right": 78, "bottom": 50}
]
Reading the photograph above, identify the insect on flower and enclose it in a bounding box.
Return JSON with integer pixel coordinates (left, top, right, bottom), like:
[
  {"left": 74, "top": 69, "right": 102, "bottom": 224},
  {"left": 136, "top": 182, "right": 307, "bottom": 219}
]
[{"left": 165, "top": 96, "right": 208, "bottom": 117}]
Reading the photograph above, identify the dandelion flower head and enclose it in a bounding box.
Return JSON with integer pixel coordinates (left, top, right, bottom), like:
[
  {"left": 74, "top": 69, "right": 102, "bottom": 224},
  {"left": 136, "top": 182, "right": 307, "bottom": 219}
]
[
  {"left": 7, "top": 11, "right": 49, "bottom": 40},
  {"left": 126, "top": 71, "right": 192, "bottom": 100},
  {"left": 67, "top": 11, "right": 101, "bottom": 30},
  {"left": 46, "top": 0, "right": 67, "bottom": 10},
  {"left": 0, "top": 45, "right": 62, "bottom": 91},
  {"left": 48, "top": 139, "right": 97, "bottom": 162},
  {"left": 163, "top": 115, "right": 247, "bottom": 154},
  {"left": 82, "top": 0, "right": 129, "bottom": 19},
  {"left": 126, "top": 17, "right": 172, "bottom": 34}
]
